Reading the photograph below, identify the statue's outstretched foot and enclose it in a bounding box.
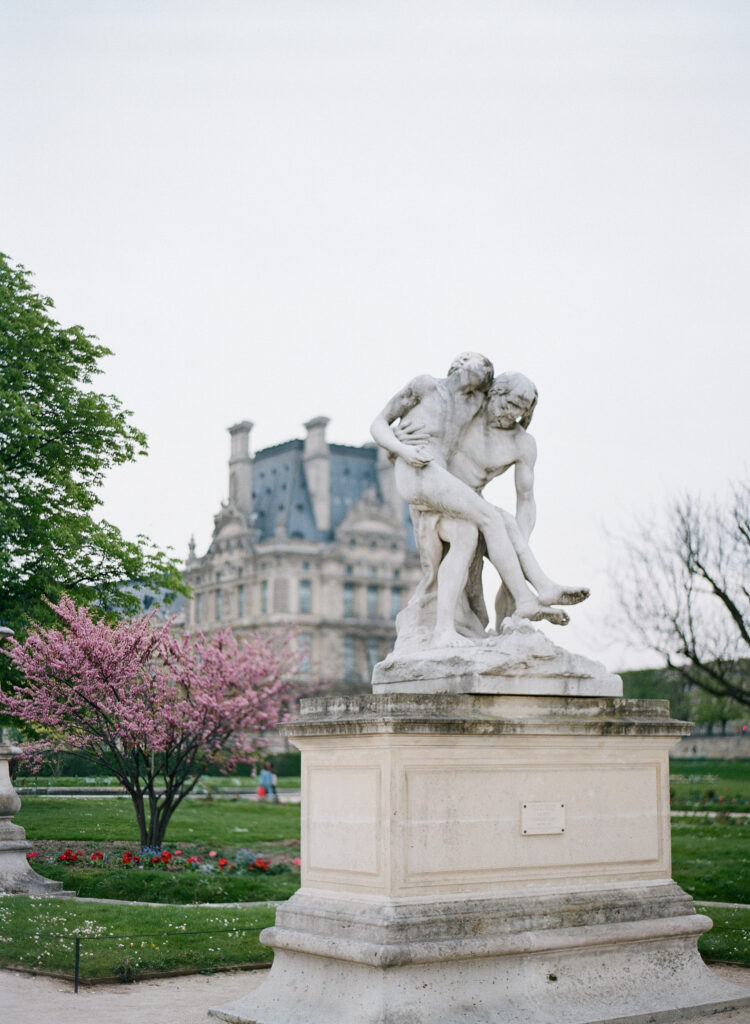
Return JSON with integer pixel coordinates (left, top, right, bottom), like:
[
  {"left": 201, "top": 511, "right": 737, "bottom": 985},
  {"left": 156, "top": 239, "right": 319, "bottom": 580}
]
[
  {"left": 516, "top": 600, "right": 570, "bottom": 626},
  {"left": 538, "top": 585, "right": 590, "bottom": 607},
  {"left": 432, "top": 629, "right": 475, "bottom": 648},
  {"left": 535, "top": 605, "right": 570, "bottom": 626}
]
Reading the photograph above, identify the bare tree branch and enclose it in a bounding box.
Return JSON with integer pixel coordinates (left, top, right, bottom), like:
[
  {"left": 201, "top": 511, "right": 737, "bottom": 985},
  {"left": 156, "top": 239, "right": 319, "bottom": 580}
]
[{"left": 611, "top": 483, "right": 750, "bottom": 708}]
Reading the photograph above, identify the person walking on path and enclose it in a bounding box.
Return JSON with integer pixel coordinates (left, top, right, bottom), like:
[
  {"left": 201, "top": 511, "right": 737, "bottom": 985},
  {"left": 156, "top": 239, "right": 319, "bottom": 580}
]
[{"left": 258, "top": 761, "right": 276, "bottom": 803}]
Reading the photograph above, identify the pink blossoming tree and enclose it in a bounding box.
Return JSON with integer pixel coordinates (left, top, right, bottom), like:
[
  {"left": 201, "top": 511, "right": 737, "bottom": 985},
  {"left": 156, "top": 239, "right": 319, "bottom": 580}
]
[{"left": 0, "top": 597, "right": 300, "bottom": 848}]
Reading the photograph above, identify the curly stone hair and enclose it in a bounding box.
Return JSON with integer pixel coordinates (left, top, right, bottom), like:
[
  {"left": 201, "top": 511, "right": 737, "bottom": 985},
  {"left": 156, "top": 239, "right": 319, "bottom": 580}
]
[
  {"left": 447, "top": 352, "right": 495, "bottom": 390},
  {"left": 489, "top": 371, "right": 538, "bottom": 429}
]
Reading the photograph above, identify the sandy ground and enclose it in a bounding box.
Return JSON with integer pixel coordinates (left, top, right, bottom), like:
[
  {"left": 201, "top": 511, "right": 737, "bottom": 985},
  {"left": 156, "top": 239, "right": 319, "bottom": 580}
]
[
  {"left": 2, "top": 962, "right": 750, "bottom": 1024},
  {"left": 2, "top": 966, "right": 267, "bottom": 1024}
]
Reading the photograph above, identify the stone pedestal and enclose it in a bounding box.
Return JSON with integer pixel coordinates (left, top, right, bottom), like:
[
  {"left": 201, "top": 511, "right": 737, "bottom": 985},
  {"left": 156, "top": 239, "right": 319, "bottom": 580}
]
[
  {"left": 211, "top": 695, "right": 750, "bottom": 1024},
  {"left": 0, "top": 746, "right": 71, "bottom": 896}
]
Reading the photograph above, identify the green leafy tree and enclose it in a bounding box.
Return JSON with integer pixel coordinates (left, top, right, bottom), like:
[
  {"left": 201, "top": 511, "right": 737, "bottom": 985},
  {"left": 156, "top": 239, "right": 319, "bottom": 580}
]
[
  {"left": 0, "top": 252, "right": 187, "bottom": 659},
  {"left": 621, "top": 667, "right": 744, "bottom": 732},
  {"left": 620, "top": 667, "right": 694, "bottom": 722},
  {"left": 689, "top": 690, "right": 745, "bottom": 736}
]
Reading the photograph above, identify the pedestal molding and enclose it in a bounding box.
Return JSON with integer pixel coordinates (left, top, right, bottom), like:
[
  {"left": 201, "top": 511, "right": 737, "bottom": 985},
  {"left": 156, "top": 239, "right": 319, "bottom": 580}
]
[
  {"left": 262, "top": 911, "right": 711, "bottom": 968},
  {"left": 286, "top": 694, "right": 691, "bottom": 740}
]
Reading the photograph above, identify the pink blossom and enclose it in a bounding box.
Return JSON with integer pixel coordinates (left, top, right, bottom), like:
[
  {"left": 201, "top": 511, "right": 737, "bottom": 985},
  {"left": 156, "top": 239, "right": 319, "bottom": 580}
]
[{"left": 0, "top": 597, "right": 304, "bottom": 848}]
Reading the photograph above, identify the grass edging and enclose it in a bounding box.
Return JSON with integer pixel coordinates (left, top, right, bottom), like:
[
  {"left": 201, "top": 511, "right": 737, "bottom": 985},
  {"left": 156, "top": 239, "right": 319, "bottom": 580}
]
[{"left": 5, "top": 960, "right": 270, "bottom": 986}]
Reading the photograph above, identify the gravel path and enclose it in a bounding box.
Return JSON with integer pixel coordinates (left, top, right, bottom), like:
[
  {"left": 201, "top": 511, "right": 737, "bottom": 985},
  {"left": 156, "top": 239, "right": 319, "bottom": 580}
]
[
  {"left": 3, "top": 962, "right": 750, "bottom": 1024},
  {"left": 3, "top": 965, "right": 267, "bottom": 1024}
]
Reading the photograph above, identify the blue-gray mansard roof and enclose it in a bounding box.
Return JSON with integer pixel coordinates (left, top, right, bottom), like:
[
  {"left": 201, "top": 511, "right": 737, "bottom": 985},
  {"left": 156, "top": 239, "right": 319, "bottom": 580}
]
[{"left": 251, "top": 439, "right": 414, "bottom": 546}]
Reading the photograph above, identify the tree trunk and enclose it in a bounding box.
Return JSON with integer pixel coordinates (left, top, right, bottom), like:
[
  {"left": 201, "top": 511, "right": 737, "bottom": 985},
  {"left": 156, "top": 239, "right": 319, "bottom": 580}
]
[
  {"left": 143, "top": 791, "right": 181, "bottom": 849},
  {"left": 130, "top": 791, "right": 149, "bottom": 849},
  {"left": 147, "top": 811, "right": 168, "bottom": 849},
  {"left": 130, "top": 779, "right": 193, "bottom": 850}
]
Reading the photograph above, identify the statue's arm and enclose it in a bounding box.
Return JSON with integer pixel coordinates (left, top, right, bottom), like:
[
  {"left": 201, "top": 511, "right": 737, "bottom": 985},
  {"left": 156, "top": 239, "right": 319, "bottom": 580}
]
[
  {"left": 370, "top": 376, "right": 433, "bottom": 469},
  {"left": 514, "top": 432, "right": 537, "bottom": 542}
]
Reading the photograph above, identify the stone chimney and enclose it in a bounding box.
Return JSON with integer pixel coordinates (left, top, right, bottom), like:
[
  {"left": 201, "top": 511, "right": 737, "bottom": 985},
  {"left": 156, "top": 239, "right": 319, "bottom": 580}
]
[
  {"left": 228, "top": 421, "right": 254, "bottom": 516},
  {"left": 303, "top": 416, "right": 331, "bottom": 532}
]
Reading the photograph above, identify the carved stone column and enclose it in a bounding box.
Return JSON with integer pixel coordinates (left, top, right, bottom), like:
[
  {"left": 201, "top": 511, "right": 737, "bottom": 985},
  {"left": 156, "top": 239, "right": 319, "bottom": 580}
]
[{"left": 0, "top": 745, "right": 71, "bottom": 896}]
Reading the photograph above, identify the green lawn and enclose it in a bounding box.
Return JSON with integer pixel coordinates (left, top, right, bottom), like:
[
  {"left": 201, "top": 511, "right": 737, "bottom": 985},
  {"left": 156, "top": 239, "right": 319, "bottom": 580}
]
[
  {"left": 670, "top": 759, "right": 750, "bottom": 811},
  {"left": 273, "top": 777, "right": 299, "bottom": 790},
  {"left": 16, "top": 776, "right": 123, "bottom": 788},
  {"left": 0, "top": 895, "right": 275, "bottom": 980},
  {"left": 697, "top": 904, "right": 750, "bottom": 965},
  {"left": 16, "top": 796, "right": 301, "bottom": 845},
  {"left": 15, "top": 774, "right": 301, "bottom": 791},
  {"left": 672, "top": 817, "right": 750, "bottom": 904}
]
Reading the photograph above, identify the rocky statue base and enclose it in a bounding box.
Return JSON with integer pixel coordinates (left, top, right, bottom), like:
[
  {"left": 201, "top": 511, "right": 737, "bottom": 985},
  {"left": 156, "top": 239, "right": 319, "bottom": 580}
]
[
  {"left": 0, "top": 746, "right": 72, "bottom": 897},
  {"left": 211, "top": 694, "right": 750, "bottom": 1024},
  {"left": 372, "top": 617, "right": 622, "bottom": 696}
]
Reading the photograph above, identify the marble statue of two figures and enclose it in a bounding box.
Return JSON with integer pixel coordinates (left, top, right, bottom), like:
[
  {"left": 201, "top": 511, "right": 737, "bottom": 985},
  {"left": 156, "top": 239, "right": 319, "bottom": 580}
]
[
  {"left": 370, "top": 352, "right": 596, "bottom": 684},
  {"left": 210, "top": 354, "right": 748, "bottom": 1024}
]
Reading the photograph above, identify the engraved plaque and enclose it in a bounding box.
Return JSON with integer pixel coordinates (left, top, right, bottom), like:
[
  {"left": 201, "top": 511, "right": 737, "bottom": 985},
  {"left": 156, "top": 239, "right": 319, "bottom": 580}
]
[{"left": 521, "top": 801, "right": 565, "bottom": 836}]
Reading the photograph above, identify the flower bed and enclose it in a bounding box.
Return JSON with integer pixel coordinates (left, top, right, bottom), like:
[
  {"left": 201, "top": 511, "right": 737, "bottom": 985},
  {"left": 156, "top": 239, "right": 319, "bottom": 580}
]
[
  {"left": 35, "top": 844, "right": 298, "bottom": 874},
  {"left": 26, "top": 842, "right": 302, "bottom": 904}
]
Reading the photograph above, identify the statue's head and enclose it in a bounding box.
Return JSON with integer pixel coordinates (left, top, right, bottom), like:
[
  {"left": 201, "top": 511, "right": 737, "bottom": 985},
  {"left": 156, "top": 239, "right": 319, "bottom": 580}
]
[
  {"left": 447, "top": 352, "right": 494, "bottom": 392},
  {"left": 488, "top": 372, "right": 538, "bottom": 429}
]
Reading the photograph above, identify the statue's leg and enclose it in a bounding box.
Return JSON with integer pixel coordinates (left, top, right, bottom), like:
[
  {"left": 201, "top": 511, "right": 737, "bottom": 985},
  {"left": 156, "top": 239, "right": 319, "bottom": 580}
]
[
  {"left": 394, "top": 461, "right": 568, "bottom": 625},
  {"left": 470, "top": 500, "right": 569, "bottom": 625},
  {"left": 432, "top": 519, "right": 479, "bottom": 647},
  {"left": 494, "top": 582, "right": 516, "bottom": 627},
  {"left": 411, "top": 509, "right": 444, "bottom": 588},
  {"left": 499, "top": 510, "right": 590, "bottom": 608},
  {"left": 499, "top": 509, "right": 556, "bottom": 594}
]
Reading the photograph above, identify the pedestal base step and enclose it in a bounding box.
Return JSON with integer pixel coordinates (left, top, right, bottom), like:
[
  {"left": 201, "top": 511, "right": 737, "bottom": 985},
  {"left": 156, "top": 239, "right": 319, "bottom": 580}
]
[
  {"left": 210, "top": 886, "right": 750, "bottom": 1024},
  {"left": 211, "top": 943, "right": 750, "bottom": 1024}
]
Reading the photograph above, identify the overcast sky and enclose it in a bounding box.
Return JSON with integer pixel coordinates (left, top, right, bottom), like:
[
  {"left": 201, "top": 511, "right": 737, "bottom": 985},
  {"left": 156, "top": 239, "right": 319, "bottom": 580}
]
[{"left": 3, "top": 1, "right": 748, "bottom": 669}]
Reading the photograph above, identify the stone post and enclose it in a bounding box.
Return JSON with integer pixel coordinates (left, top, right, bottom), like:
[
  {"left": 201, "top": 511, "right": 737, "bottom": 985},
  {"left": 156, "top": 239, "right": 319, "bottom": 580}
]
[{"left": 0, "top": 744, "right": 71, "bottom": 896}]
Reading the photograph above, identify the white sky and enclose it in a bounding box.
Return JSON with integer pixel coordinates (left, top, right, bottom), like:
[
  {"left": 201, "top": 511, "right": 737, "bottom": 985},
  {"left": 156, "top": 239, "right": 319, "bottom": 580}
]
[{"left": 2, "top": 1, "right": 749, "bottom": 670}]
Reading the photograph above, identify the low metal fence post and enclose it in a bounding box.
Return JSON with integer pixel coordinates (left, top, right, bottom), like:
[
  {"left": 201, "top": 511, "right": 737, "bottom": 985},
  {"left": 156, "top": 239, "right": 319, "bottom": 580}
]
[{"left": 74, "top": 936, "right": 80, "bottom": 993}]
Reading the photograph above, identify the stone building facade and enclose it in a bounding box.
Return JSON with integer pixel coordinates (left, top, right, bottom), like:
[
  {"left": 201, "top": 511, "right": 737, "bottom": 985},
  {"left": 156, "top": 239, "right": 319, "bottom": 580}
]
[{"left": 183, "top": 418, "right": 421, "bottom": 690}]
